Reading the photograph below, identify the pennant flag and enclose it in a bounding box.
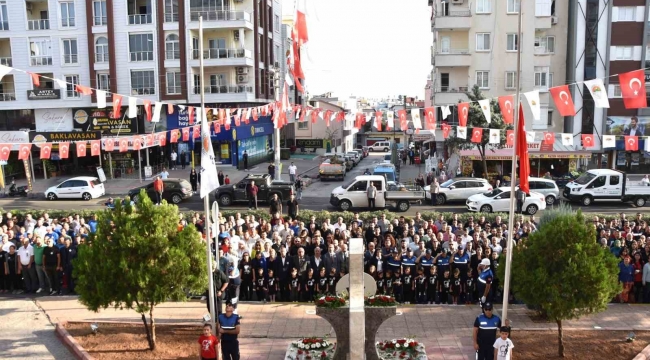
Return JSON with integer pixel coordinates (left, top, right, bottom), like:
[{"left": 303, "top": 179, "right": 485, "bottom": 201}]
[
  {"left": 76, "top": 142, "right": 87, "bottom": 157},
  {"left": 234, "top": 108, "right": 242, "bottom": 127},
  {"left": 524, "top": 90, "right": 541, "bottom": 120},
  {"left": 457, "top": 126, "right": 467, "bottom": 139},
  {"left": 526, "top": 131, "right": 536, "bottom": 144},
  {"left": 192, "top": 125, "right": 199, "bottom": 140},
  {"left": 561, "top": 133, "right": 574, "bottom": 146},
  {"left": 252, "top": 107, "right": 259, "bottom": 121},
  {"left": 182, "top": 127, "right": 190, "bottom": 141},
  {"left": 624, "top": 135, "right": 639, "bottom": 151},
  {"left": 18, "top": 144, "right": 31, "bottom": 161},
  {"left": 76, "top": 85, "right": 93, "bottom": 96},
  {"left": 97, "top": 90, "right": 106, "bottom": 108},
  {"left": 295, "top": 107, "right": 301, "bottom": 120},
  {"left": 55, "top": 78, "right": 67, "bottom": 89},
  {"left": 294, "top": 0, "right": 309, "bottom": 46},
  {"left": 354, "top": 113, "right": 363, "bottom": 129},
  {"left": 152, "top": 102, "right": 162, "bottom": 123},
  {"left": 506, "top": 130, "right": 514, "bottom": 146},
  {"left": 584, "top": 79, "right": 610, "bottom": 108},
  {"left": 119, "top": 138, "right": 129, "bottom": 152},
  {"left": 128, "top": 96, "right": 138, "bottom": 118},
  {"left": 112, "top": 94, "right": 123, "bottom": 118},
  {"left": 549, "top": 85, "right": 576, "bottom": 116},
  {"left": 516, "top": 104, "right": 530, "bottom": 194},
  {"left": 397, "top": 109, "right": 407, "bottom": 131},
  {"left": 489, "top": 129, "right": 500, "bottom": 144},
  {"left": 29, "top": 72, "right": 40, "bottom": 87},
  {"left": 241, "top": 108, "right": 249, "bottom": 124},
  {"left": 133, "top": 136, "right": 142, "bottom": 151},
  {"left": 374, "top": 111, "right": 383, "bottom": 131},
  {"left": 0, "top": 144, "right": 10, "bottom": 161},
  {"left": 386, "top": 111, "right": 394, "bottom": 130},
  {"left": 478, "top": 99, "right": 491, "bottom": 124},
  {"left": 646, "top": 137, "right": 650, "bottom": 152},
  {"left": 411, "top": 109, "right": 422, "bottom": 129},
  {"left": 458, "top": 102, "right": 469, "bottom": 126},
  {"left": 90, "top": 140, "right": 101, "bottom": 156},
  {"left": 498, "top": 96, "right": 515, "bottom": 124},
  {"left": 170, "top": 129, "right": 180, "bottom": 143},
  {"left": 543, "top": 132, "right": 555, "bottom": 145},
  {"left": 167, "top": 103, "right": 174, "bottom": 115},
  {"left": 471, "top": 128, "right": 483, "bottom": 143},
  {"left": 40, "top": 143, "right": 52, "bottom": 159},
  {"left": 144, "top": 134, "right": 154, "bottom": 147},
  {"left": 324, "top": 110, "right": 333, "bottom": 125},
  {"left": 200, "top": 102, "right": 221, "bottom": 199},
  {"left": 0, "top": 65, "right": 11, "bottom": 82},
  {"left": 299, "top": 108, "right": 306, "bottom": 122},
  {"left": 441, "top": 106, "right": 451, "bottom": 120},
  {"left": 582, "top": 134, "right": 595, "bottom": 148},
  {"left": 603, "top": 135, "right": 616, "bottom": 148},
  {"left": 619, "top": 69, "right": 648, "bottom": 109},
  {"left": 143, "top": 100, "right": 152, "bottom": 121},
  {"left": 261, "top": 105, "right": 269, "bottom": 116},
  {"left": 442, "top": 123, "right": 451, "bottom": 139},
  {"left": 311, "top": 109, "right": 320, "bottom": 124},
  {"left": 59, "top": 142, "right": 70, "bottom": 158},
  {"left": 188, "top": 106, "right": 195, "bottom": 125},
  {"left": 214, "top": 121, "right": 221, "bottom": 133},
  {"left": 424, "top": 107, "right": 435, "bottom": 129},
  {"left": 158, "top": 132, "right": 167, "bottom": 146},
  {"left": 104, "top": 139, "right": 114, "bottom": 152}
]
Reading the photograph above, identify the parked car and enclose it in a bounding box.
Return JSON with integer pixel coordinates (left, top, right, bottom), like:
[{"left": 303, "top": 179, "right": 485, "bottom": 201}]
[
  {"left": 346, "top": 151, "right": 362, "bottom": 166},
  {"left": 320, "top": 158, "right": 347, "bottom": 181},
  {"left": 424, "top": 178, "right": 492, "bottom": 204},
  {"left": 466, "top": 187, "right": 547, "bottom": 215},
  {"left": 373, "top": 164, "right": 399, "bottom": 183},
  {"left": 330, "top": 175, "right": 426, "bottom": 212},
  {"left": 213, "top": 174, "right": 295, "bottom": 206},
  {"left": 128, "top": 178, "right": 193, "bottom": 204},
  {"left": 369, "top": 141, "right": 392, "bottom": 152},
  {"left": 495, "top": 177, "right": 560, "bottom": 205},
  {"left": 564, "top": 169, "right": 650, "bottom": 207},
  {"left": 45, "top": 176, "right": 105, "bottom": 201}
]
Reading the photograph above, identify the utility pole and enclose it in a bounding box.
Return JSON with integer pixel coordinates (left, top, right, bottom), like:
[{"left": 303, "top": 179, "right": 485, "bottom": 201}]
[{"left": 273, "top": 69, "right": 281, "bottom": 180}]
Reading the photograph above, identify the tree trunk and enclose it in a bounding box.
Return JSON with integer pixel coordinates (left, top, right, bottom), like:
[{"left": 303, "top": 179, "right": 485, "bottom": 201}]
[
  {"left": 557, "top": 319, "right": 565, "bottom": 357},
  {"left": 140, "top": 313, "right": 154, "bottom": 351},
  {"left": 149, "top": 307, "right": 156, "bottom": 351}
]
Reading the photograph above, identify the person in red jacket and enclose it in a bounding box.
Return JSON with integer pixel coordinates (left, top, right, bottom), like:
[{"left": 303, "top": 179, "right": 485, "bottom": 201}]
[{"left": 198, "top": 323, "right": 219, "bottom": 360}]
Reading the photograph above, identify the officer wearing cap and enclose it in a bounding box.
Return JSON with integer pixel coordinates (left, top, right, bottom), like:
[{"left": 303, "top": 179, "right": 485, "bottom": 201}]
[
  {"left": 387, "top": 248, "right": 402, "bottom": 274},
  {"left": 218, "top": 302, "right": 241, "bottom": 360},
  {"left": 417, "top": 249, "right": 435, "bottom": 275},
  {"left": 401, "top": 248, "right": 417, "bottom": 274},
  {"left": 477, "top": 258, "right": 494, "bottom": 306},
  {"left": 473, "top": 302, "right": 501, "bottom": 360}
]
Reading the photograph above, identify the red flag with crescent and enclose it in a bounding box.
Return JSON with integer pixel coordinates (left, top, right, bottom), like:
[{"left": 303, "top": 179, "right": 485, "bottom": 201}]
[
  {"left": 0, "top": 144, "right": 11, "bottom": 161},
  {"left": 188, "top": 106, "right": 194, "bottom": 125},
  {"left": 424, "top": 107, "right": 436, "bottom": 130},
  {"left": 170, "top": 129, "right": 180, "bottom": 143},
  {"left": 167, "top": 103, "right": 174, "bottom": 115},
  {"left": 75, "top": 142, "right": 87, "bottom": 157},
  {"left": 549, "top": 85, "right": 576, "bottom": 116},
  {"left": 132, "top": 136, "right": 142, "bottom": 151},
  {"left": 214, "top": 121, "right": 221, "bottom": 133},
  {"left": 442, "top": 123, "right": 451, "bottom": 139},
  {"left": 29, "top": 72, "right": 40, "bottom": 87},
  {"left": 112, "top": 94, "right": 123, "bottom": 118},
  {"left": 498, "top": 96, "right": 515, "bottom": 124},
  {"left": 458, "top": 102, "right": 469, "bottom": 127},
  {"left": 158, "top": 132, "right": 167, "bottom": 146},
  {"left": 375, "top": 111, "right": 383, "bottom": 131},
  {"left": 182, "top": 127, "right": 190, "bottom": 141},
  {"left": 619, "top": 69, "right": 648, "bottom": 109},
  {"left": 40, "top": 143, "right": 52, "bottom": 159},
  {"left": 144, "top": 100, "right": 152, "bottom": 121},
  {"left": 506, "top": 130, "right": 515, "bottom": 146},
  {"left": 104, "top": 139, "right": 114, "bottom": 152},
  {"left": 324, "top": 110, "right": 332, "bottom": 127},
  {"left": 582, "top": 134, "right": 595, "bottom": 148},
  {"left": 311, "top": 109, "right": 320, "bottom": 124},
  {"left": 144, "top": 134, "right": 154, "bottom": 147},
  {"left": 543, "top": 132, "right": 555, "bottom": 145},
  {"left": 397, "top": 110, "right": 407, "bottom": 131},
  {"left": 252, "top": 107, "right": 259, "bottom": 121},
  {"left": 193, "top": 125, "right": 200, "bottom": 139},
  {"left": 90, "top": 140, "right": 101, "bottom": 156},
  {"left": 471, "top": 128, "right": 483, "bottom": 143},
  {"left": 75, "top": 85, "right": 93, "bottom": 96},
  {"left": 119, "top": 138, "right": 129, "bottom": 152},
  {"left": 625, "top": 136, "right": 639, "bottom": 151},
  {"left": 18, "top": 144, "right": 31, "bottom": 160}
]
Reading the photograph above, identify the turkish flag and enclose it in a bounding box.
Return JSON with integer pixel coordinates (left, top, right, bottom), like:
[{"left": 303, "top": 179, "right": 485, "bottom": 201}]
[
  {"left": 374, "top": 111, "right": 383, "bottom": 131},
  {"left": 59, "top": 142, "right": 70, "bottom": 159},
  {"left": 188, "top": 106, "right": 194, "bottom": 125},
  {"left": 159, "top": 132, "right": 168, "bottom": 146},
  {"left": 193, "top": 126, "right": 200, "bottom": 139},
  {"left": 234, "top": 109, "right": 242, "bottom": 127},
  {"left": 132, "top": 136, "right": 142, "bottom": 151},
  {"left": 582, "top": 134, "right": 595, "bottom": 148},
  {"left": 18, "top": 144, "right": 31, "bottom": 160},
  {"left": 119, "top": 138, "right": 129, "bottom": 152},
  {"left": 516, "top": 104, "right": 530, "bottom": 194},
  {"left": 170, "top": 129, "right": 180, "bottom": 143},
  {"left": 214, "top": 121, "right": 221, "bottom": 133},
  {"left": 397, "top": 110, "right": 407, "bottom": 131},
  {"left": 182, "top": 127, "right": 190, "bottom": 141},
  {"left": 549, "top": 85, "right": 576, "bottom": 116},
  {"left": 458, "top": 102, "right": 469, "bottom": 127},
  {"left": 76, "top": 142, "right": 87, "bottom": 157},
  {"left": 619, "top": 69, "right": 648, "bottom": 109},
  {"left": 498, "top": 96, "right": 515, "bottom": 124},
  {"left": 75, "top": 85, "right": 93, "bottom": 96},
  {"left": 311, "top": 109, "right": 320, "bottom": 124},
  {"left": 0, "top": 144, "right": 10, "bottom": 161},
  {"left": 29, "top": 72, "right": 40, "bottom": 87},
  {"left": 112, "top": 94, "right": 123, "bottom": 118},
  {"left": 543, "top": 132, "right": 555, "bottom": 145},
  {"left": 442, "top": 123, "right": 451, "bottom": 139},
  {"left": 252, "top": 107, "right": 259, "bottom": 121},
  {"left": 242, "top": 108, "right": 250, "bottom": 124},
  {"left": 471, "top": 128, "right": 483, "bottom": 143},
  {"left": 168, "top": 103, "right": 174, "bottom": 115},
  {"left": 625, "top": 136, "right": 639, "bottom": 151},
  {"left": 424, "top": 107, "right": 436, "bottom": 130},
  {"left": 143, "top": 100, "right": 152, "bottom": 121},
  {"left": 144, "top": 134, "right": 154, "bottom": 147},
  {"left": 506, "top": 130, "right": 515, "bottom": 146},
  {"left": 104, "top": 139, "right": 114, "bottom": 152},
  {"left": 40, "top": 143, "right": 52, "bottom": 159},
  {"left": 90, "top": 140, "right": 101, "bottom": 156}
]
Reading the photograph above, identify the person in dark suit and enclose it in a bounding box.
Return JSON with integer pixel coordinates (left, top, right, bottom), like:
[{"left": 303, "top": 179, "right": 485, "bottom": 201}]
[
  {"left": 310, "top": 247, "right": 326, "bottom": 274},
  {"left": 274, "top": 247, "right": 292, "bottom": 301},
  {"left": 364, "top": 242, "right": 376, "bottom": 272},
  {"left": 293, "top": 247, "right": 311, "bottom": 280},
  {"left": 323, "top": 244, "right": 343, "bottom": 276},
  {"left": 624, "top": 116, "right": 646, "bottom": 136}
]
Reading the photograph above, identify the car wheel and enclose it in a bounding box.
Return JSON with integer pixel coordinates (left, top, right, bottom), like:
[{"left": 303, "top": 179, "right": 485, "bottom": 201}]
[
  {"left": 82, "top": 192, "right": 92, "bottom": 201},
  {"left": 383, "top": 148, "right": 389, "bottom": 152},
  {"left": 171, "top": 193, "right": 183, "bottom": 204},
  {"left": 635, "top": 197, "right": 646, "bottom": 207},
  {"left": 545, "top": 195, "right": 556, "bottom": 205},
  {"left": 397, "top": 200, "right": 410, "bottom": 212},
  {"left": 479, "top": 204, "right": 492, "bottom": 213},
  {"left": 526, "top": 204, "right": 539, "bottom": 215},
  {"left": 581, "top": 195, "right": 593, "bottom": 206},
  {"left": 219, "top": 194, "right": 232, "bottom": 206},
  {"left": 436, "top": 194, "right": 446, "bottom": 205},
  {"left": 46, "top": 192, "right": 58, "bottom": 201},
  {"left": 339, "top": 200, "right": 352, "bottom": 211}
]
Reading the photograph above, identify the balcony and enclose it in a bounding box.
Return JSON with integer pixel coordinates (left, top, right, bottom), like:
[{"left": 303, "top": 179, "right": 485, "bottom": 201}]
[
  {"left": 190, "top": 48, "right": 253, "bottom": 67},
  {"left": 188, "top": 10, "right": 253, "bottom": 29},
  {"left": 0, "top": 39, "right": 11, "bottom": 67},
  {"left": 129, "top": 51, "right": 154, "bottom": 62},
  {"left": 30, "top": 55, "right": 52, "bottom": 66},
  {"left": 27, "top": 19, "right": 49, "bottom": 30},
  {"left": 435, "top": 87, "right": 469, "bottom": 105},
  {"left": 192, "top": 85, "right": 253, "bottom": 95},
  {"left": 434, "top": 49, "right": 471, "bottom": 67},
  {"left": 128, "top": 0, "right": 152, "bottom": 25},
  {"left": 129, "top": 14, "right": 152, "bottom": 25},
  {"left": 433, "top": 8, "right": 471, "bottom": 30},
  {"left": 190, "top": 84, "right": 255, "bottom": 102}
]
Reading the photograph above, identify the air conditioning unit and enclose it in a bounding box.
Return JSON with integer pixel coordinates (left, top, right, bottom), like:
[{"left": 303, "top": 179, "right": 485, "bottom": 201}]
[
  {"left": 236, "top": 67, "right": 248, "bottom": 75},
  {"left": 237, "top": 75, "right": 249, "bottom": 83},
  {"left": 551, "top": 16, "right": 558, "bottom": 25},
  {"left": 451, "top": 0, "right": 463, "bottom": 4},
  {"left": 233, "top": 30, "right": 240, "bottom": 41}
]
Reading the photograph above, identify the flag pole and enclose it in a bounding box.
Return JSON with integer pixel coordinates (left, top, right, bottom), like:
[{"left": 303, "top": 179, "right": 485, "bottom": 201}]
[
  {"left": 501, "top": 0, "right": 523, "bottom": 323},
  {"left": 199, "top": 16, "right": 217, "bottom": 333}
]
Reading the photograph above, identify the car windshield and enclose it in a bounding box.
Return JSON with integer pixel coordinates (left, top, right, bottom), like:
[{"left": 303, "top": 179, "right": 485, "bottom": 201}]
[
  {"left": 440, "top": 179, "right": 454, "bottom": 188},
  {"left": 574, "top": 172, "right": 597, "bottom": 185},
  {"left": 483, "top": 189, "right": 504, "bottom": 197},
  {"left": 341, "top": 179, "right": 356, "bottom": 189}
]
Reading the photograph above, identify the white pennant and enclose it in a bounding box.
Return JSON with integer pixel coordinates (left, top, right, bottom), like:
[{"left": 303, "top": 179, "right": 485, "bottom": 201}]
[
  {"left": 524, "top": 90, "right": 541, "bottom": 120},
  {"left": 561, "top": 133, "right": 574, "bottom": 146},
  {"left": 178, "top": 105, "right": 186, "bottom": 110},
  {"left": 478, "top": 99, "right": 491, "bottom": 124},
  {"left": 96, "top": 90, "right": 106, "bottom": 108},
  {"left": 128, "top": 96, "right": 138, "bottom": 118},
  {"left": 295, "top": 108, "right": 301, "bottom": 120},
  {"left": 365, "top": 113, "right": 372, "bottom": 123},
  {"left": 645, "top": 137, "right": 650, "bottom": 152},
  {"left": 0, "top": 64, "right": 11, "bottom": 82},
  {"left": 386, "top": 111, "right": 394, "bottom": 129},
  {"left": 526, "top": 131, "right": 536, "bottom": 144},
  {"left": 411, "top": 109, "right": 422, "bottom": 129},
  {"left": 441, "top": 106, "right": 451, "bottom": 120},
  {"left": 225, "top": 109, "right": 232, "bottom": 125},
  {"left": 602, "top": 135, "right": 616, "bottom": 148},
  {"left": 489, "top": 129, "right": 500, "bottom": 144},
  {"left": 152, "top": 102, "right": 162, "bottom": 123},
  {"left": 457, "top": 126, "right": 467, "bottom": 139},
  {"left": 55, "top": 78, "right": 67, "bottom": 89},
  {"left": 584, "top": 79, "right": 610, "bottom": 108}
]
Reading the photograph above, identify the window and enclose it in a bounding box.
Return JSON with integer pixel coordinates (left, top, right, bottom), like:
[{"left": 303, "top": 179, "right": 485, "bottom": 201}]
[
  {"left": 476, "top": 33, "right": 491, "bottom": 51},
  {"left": 507, "top": 0, "right": 520, "bottom": 13},
  {"left": 549, "top": 73, "right": 553, "bottom": 88},
  {"left": 93, "top": 0, "right": 107, "bottom": 26},
  {"left": 129, "top": 33, "right": 154, "bottom": 61},
  {"left": 274, "top": 15, "right": 280, "bottom": 32},
  {"left": 610, "top": 176, "right": 620, "bottom": 186},
  {"left": 297, "top": 121, "right": 309, "bottom": 130},
  {"left": 95, "top": 37, "right": 109, "bottom": 62},
  {"left": 65, "top": 75, "right": 80, "bottom": 98},
  {"left": 60, "top": 2, "right": 76, "bottom": 28},
  {"left": 96, "top": 73, "right": 110, "bottom": 91},
  {"left": 506, "top": 34, "right": 518, "bottom": 51},
  {"left": 615, "top": 46, "right": 633, "bottom": 60},
  {"left": 616, "top": 7, "right": 636, "bottom": 22},
  {"left": 165, "top": 34, "right": 180, "bottom": 60},
  {"left": 0, "top": 1, "right": 8, "bottom": 30},
  {"left": 62, "top": 39, "right": 78, "bottom": 64},
  {"left": 534, "top": 66, "right": 549, "bottom": 88},
  {"left": 166, "top": 71, "right": 181, "bottom": 94},
  {"left": 275, "top": 44, "right": 280, "bottom": 65},
  {"left": 547, "top": 110, "right": 553, "bottom": 126},
  {"left": 613, "top": 85, "right": 622, "bottom": 97},
  {"left": 130, "top": 70, "right": 155, "bottom": 95},
  {"left": 505, "top": 71, "right": 516, "bottom": 89},
  {"left": 535, "top": 36, "right": 555, "bottom": 54},
  {"left": 535, "top": 0, "right": 552, "bottom": 16},
  {"left": 165, "top": 0, "right": 179, "bottom": 22},
  {"left": 29, "top": 38, "right": 52, "bottom": 66},
  {"left": 476, "top": 71, "right": 489, "bottom": 89},
  {"left": 476, "top": 0, "right": 491, "bottom": 13}
]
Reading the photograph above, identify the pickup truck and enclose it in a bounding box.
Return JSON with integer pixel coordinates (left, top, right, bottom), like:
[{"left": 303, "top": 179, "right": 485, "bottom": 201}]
[
  {"left": 563, "top": 169, "right": 650, "bottom": 207},
  {"left": 329, "top": 175, "right": 426, "bottom": 212},
  {"left": 319, "top": 155, "right": 347, "bottom": 181},
  {"left": 213, "top": 174, "right": 295, "bottom": 206}
]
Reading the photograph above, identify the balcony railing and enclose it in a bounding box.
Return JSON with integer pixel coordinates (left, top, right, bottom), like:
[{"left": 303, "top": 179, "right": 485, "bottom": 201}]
[
  {"left": 189, "top": 10, "right": 251, "bottom": 22},
  {"left": 534, "top": 47, "right": 553, "bottom": 55},
  {"left": 130, "top": 51, "right": 154, "bottom": 61},
  {"left": 437, "top": 86, "right": 469, "bottom": 93},
  {"left": 191, "top": 48, "right": 251, "bottom": 60},
  {"left": 28, "top": 19, "right": 49, "bottom": 30},
  {"left": 192, "top": 85, "right": 253, "bottom": 95},
  {"left": 436, "top": 48, "right": 470, "bottom": 54},
  {"left": 0, "top": 57, "right": 12, "bottom": 66},
  {"left": 30, "top": 56, "right": 52, "bottom": 66},
  {"left": 166, "top": 50, "right": 180, "bottom": 60},
  {"left": 131, "top": 88, "right": 155, "bottom": 95},
  {"left": 95, "top": 53, "right": 109, "bottom": 63},
  {"left": 63, "top": 54, "right": 78, "bottom": 64},
  {"left": 164, "top": 13, "right": 178, "bottom": 22},
  {"left": 128, "top": 14, "right": 153, "bottom": 25},
  {"left": 436, "top": 8, "right": 471, "bottom": 17},
  {"left": 0, "top": 92, "right": 15, "bottom": 101},
  {"left": 93, "top": 16, "right": 107, "bottom": 26}
]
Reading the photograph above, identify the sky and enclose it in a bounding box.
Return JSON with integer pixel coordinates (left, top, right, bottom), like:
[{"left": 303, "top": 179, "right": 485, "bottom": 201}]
[{"left": 282, "top": 0, "right": 432, "bottom": 100}]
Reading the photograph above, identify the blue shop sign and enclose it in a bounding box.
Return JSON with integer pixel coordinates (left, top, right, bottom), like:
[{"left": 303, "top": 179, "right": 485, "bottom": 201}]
[
  {"left": 209, "top": 116, "right": 273, "bottom": 141},
  {"left": 166, "top": 107, "right": 195, "bottom": 129}
]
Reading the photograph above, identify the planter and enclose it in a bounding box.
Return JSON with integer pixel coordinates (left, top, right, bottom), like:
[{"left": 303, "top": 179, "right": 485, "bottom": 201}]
[{"left": 315, "top": 306, "right": 397, "bottom": 360}]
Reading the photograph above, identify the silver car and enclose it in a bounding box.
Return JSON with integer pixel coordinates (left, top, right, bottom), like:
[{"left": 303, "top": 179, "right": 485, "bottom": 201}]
[
  {"left": 424, "top": 177, "right": 493, "bottom": 205},
  {"left": 528, "top": 177, "right": 560, "bottom": 205}
]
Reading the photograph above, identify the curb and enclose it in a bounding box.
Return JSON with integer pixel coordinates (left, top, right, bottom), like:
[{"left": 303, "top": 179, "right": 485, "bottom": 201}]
[
  {"left": 55, "top": 321, "right": 94, "bottom": 360},
  {"left": 634, "top": 344, "right": 650, "bottom": 360}
]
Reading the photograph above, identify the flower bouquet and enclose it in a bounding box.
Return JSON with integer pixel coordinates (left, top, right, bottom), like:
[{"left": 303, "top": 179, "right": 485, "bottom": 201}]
[
  {"left": 285, "top": 337, "right": 335, "bottom": 360},
  {"left": 365, "top": 295, "right": 397, "bottom": 307},
  {"left": 315, "top": 294, "right": 347, "bottom": 308},
  {"left": 376, "top": 338, "right": 427, "bottom": 360}
]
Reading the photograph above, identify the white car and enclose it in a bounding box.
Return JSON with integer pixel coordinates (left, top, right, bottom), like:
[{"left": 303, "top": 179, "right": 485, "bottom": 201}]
[
  {"left": 424, "top": 178, "right": 492, "bottom": 204},
  {"left": 466, "top": 187, "right": 546, "bottom": 215},
  {"left": 45, "top": 176, "right": 105, "bottom": 201}
]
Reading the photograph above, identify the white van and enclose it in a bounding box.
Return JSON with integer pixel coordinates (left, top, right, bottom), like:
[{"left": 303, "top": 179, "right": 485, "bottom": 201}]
[
  {"left": 563, "top": 169, "right": 650, "bottom": 206},
  {"left": 330, "top": 175, "right": 426, "bottom": 212},
  {"left": 369, "top": 141, "right": 392, "bottom": 152}
]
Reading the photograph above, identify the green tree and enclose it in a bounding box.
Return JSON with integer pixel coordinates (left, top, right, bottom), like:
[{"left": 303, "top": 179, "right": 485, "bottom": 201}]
[
  {"left": 73, "top": 190, "right": 208, "bottom": 350},
  {"left": 444, "top": 85, "right": 512, "bottom": 177},
  {"left": 503, "top": 208, "right": 619, "bottom": 357}
]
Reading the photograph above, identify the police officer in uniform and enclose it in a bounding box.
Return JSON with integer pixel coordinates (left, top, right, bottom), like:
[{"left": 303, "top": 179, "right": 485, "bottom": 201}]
[
  {"left": 473, "top": 302, "right": 501, "bottom": 360},
  {"left": 218, "top": 302, "right": 241, "bottom": 360},
  {"left": 477, "top": 258, "right": 494, "bottom": 307},
  {"left": 207, "top": 263, "right": 229, "bottom": 315}
]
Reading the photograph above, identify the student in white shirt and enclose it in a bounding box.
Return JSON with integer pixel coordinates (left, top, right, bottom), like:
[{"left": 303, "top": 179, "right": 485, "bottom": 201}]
[{"left": 493, "top": 327, "right": 514, "bottom": 360}]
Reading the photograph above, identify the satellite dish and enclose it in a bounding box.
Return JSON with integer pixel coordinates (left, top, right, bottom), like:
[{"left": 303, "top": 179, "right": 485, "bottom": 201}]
[{"left": 335, "top": 273, "right": 377, "bottom": 297}]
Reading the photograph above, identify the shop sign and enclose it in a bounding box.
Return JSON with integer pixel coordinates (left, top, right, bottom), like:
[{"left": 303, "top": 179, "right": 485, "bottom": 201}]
[
  {"left": 101, "top": 136, "right": 162, "bottom": 151},
  {"left": 73, "top": 108, "right": 138, "bottom": 135},
  {"left": 166, "top": 107, "right": 195, "bottom": 129},
  {"left": 0, "top": 131, "right": 29, "bottom": 150},
  {"left": 35, "top": 108, "right": 73, "bottom": 132},
  {"left": 463, "top": 153, "right": 590, "bottom": 160},
  {"left": 296, "top": 139, "right": 324, "bottom": 148},
  {"left": 29, "top": 131, "right": 101, "bottom": 143},
  {"left": 231, "top": 122, "right": 273, "bottom": 141},
  {"left": 27, "top": 89, "right": 61, "bottom": 100}
]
